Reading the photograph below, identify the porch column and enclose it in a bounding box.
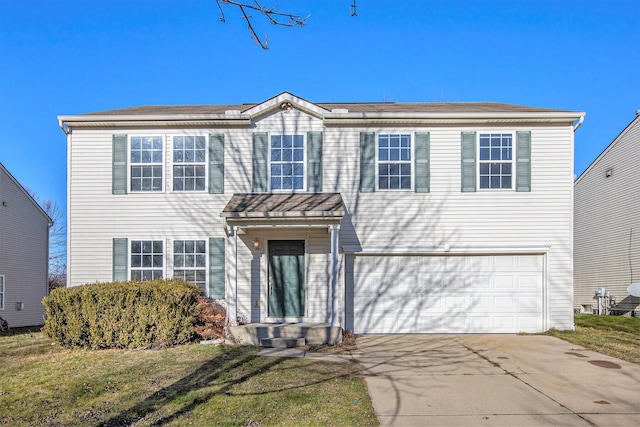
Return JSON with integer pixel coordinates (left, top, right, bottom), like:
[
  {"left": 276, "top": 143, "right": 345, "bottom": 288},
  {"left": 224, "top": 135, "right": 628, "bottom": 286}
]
[
  {"left": 226, "top": 225, "right": 238, "bottom": 326},
  {"left": 330, "top": 223, "right": 341, "bottom": 327}
]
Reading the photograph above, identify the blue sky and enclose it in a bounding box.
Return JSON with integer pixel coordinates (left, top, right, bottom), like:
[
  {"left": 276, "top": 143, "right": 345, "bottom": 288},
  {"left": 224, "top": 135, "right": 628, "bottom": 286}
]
[{"left": 1, "top": 0, "right": 639, "bottom": 213}]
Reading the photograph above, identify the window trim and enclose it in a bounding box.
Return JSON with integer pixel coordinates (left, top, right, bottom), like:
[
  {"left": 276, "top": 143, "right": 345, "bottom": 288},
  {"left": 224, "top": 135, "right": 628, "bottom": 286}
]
[
  {"left": 477, "top": 131, "right": 515, "bottom": 191},
  {"left": 375, "top": 133, "right": 414, "bottom": 191},
  {"left": 0, "top": 275, "right": 4, "bottom": 310},
  {"left": 268, "top": 133, "right": 307, "bottom": 192},
  {"left": 129, "top": 239, "right": 165, "bottom": 281},
  {"left": 128, "top": 135, "right": 165, "bottom": 193},
  {"left": 171, "top": 238, "right": 208, "bottom": 294},
  {"left": 172, "top": 135, "right": 208, "bottom": 192}
]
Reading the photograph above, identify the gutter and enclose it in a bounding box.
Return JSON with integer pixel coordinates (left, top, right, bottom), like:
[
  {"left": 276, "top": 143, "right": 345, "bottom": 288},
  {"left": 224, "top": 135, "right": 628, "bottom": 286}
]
[
  {"left": 573, "top": 115, "right": 585, "bottom": 132},
  {"left": 58, "top": 119, "right": 70, "bottom": 135}
]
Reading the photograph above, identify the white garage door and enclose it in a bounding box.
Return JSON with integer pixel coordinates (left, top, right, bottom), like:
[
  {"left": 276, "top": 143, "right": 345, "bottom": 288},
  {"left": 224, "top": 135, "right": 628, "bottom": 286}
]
[{"left": 352, "top": 254, "right": 544, "bottom": 334}]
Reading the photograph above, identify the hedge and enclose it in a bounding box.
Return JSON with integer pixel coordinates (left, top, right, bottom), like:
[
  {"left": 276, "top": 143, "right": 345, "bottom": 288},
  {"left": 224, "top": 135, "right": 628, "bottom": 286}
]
[{"left": 42, "top": 279, "right": 201, "bottom": 349}]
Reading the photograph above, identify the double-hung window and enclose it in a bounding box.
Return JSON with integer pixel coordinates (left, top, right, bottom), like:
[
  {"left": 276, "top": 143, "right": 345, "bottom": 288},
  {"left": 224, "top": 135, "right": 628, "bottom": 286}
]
[
  {"left": 378, "top": 134, "right": 412, "bottom": 190},
  {"left": 130, "top": 136, "right": 163, "bottom": 191},
  {"left": 130, "top": 240, "right": 164, "bottom": 281},
  {"left": 173, "top": 240, "right": 207, "bottom": 292},
  {"left": 173, "top": 136, "right": 206, "bottom": 191},
  {"left": 270, "top": 135, "right": 304, "bottom": 190},
  {"left": 479, "top": 133, "right": 513, "bottom": 189}
]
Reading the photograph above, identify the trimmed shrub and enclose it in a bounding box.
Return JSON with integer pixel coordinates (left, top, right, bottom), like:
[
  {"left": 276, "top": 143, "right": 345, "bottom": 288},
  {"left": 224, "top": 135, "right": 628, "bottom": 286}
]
[
  {"left": 42, "top": 279, "right": 201, "bottom": 349},
  {"left": 194, "top": 297, "right": 227, "bottom": 340}
]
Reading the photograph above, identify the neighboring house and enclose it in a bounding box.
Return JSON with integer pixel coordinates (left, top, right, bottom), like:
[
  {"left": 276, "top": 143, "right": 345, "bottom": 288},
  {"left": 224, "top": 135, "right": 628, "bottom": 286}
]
[
  {"left": 0, "top": 163, "right": 51, "bottom": 328},
  {"left": 58, "top": 92, "right": 584, "bottom": 335},
  {"left": 574, "top": 110, "right": 640, "bottom": 315}
]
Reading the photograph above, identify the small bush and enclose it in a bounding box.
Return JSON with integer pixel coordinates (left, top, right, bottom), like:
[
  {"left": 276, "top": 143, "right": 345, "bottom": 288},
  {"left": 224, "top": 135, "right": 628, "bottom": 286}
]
[
  {"left": 42, "top": 279, "right": 201, "bottom": 349},
  {"left": 194, "top": 297, "right": 226, "bottom": 340}
]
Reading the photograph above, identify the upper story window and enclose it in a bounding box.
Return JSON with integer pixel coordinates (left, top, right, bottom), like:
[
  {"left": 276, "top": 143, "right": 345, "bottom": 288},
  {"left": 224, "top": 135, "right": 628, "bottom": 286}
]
[
  {"left": 378, "top": 134, "right": 412, "bottom": 190},
  {"left": 130, "top": 240, "right": 164, "bottom": 281},
  {"left": 479, "top": 133, "right": 512, "bottom": 189},
  {"left": 173, "top": 136, "right": 206, "bottom": 191},
  {"left": 271, "top": 135, "right": 304, "bottom": 190},
  {"left": 130, "top": 136, "right": 163, "bottom": 192}
]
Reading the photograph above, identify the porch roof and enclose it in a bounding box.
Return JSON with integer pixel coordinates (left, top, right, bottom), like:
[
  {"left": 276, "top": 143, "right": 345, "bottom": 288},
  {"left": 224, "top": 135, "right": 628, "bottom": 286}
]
[{"left": 221, "top": 193, "right": 345, "bottom": 219}]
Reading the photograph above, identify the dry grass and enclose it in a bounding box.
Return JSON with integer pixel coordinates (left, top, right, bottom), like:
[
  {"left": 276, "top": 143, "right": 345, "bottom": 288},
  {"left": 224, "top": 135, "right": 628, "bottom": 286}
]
[
  {"left": 547, "top": 314, "right": 640, "bottom": 364},
  {"left": 0, "top": 328, "right": 377, "bottom": 426},
  {"left": 304, "top": 331, "right": 359, "bottom": 355}
]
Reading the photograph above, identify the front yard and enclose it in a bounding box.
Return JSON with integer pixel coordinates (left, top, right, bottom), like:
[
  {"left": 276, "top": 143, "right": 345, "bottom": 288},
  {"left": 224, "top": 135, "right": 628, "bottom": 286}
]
[
  {"left": 0, "top": 328, "right": 377, "bottom": 427},
  {"left": 2, "top": 314, "right": 638, "bottom": 426},
  {"left": 546, "top": 313, "right": 640, "bottom": 364}
]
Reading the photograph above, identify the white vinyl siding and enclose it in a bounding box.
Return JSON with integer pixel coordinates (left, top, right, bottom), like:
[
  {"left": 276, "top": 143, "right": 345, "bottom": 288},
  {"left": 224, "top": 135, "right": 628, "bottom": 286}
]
[
  {"left": 67, "top": 105, "right": 575, "bottom": 331},
  {"left": 574, "top": 115, "right": 640, "bottom": 313},
  {"left": 0, "top": 166, "right": 49, "bottom": 327}
]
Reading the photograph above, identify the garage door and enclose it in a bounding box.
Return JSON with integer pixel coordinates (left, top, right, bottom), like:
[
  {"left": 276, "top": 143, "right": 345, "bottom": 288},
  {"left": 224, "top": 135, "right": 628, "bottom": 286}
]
[{"left": 351, "top": 254, "right": 544, "bottom": 334}]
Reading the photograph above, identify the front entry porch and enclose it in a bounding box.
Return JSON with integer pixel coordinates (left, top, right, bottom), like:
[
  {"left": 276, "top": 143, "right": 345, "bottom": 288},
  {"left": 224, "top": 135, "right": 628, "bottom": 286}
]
[
  {"left": 227, "top": 322, "right": 343, "bottom": 347},
  {"left": 221, "top": 193, "right": 346, "bottom": 338}
]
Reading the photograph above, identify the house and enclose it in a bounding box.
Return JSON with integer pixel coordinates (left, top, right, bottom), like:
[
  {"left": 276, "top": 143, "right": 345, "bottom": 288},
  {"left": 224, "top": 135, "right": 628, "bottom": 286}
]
[
  {"left": 58, "top": 92, "right": 584, "bottom": 340},
  {"left": 574, "top": 110, "right": 640, "bottom": 316},
  {"left": 0, "top": 163, "right": 51, "bottom": 328}
]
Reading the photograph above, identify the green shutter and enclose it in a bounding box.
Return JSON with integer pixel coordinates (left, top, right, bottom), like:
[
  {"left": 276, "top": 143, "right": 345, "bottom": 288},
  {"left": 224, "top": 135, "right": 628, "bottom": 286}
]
[
  {"left": 360, "top": 132, "right": 376, "bottom": 192},
  {"left": 414, "top": 132, "right": 430, "bottom": 193},
  {"left": 209, "top": 237, "right": 225, "bottom": 299},
  {"left": 252, "top": 133, "right": 268, "bottom": 192},
  {"left": 112, "top": 134, "right": 127, "bottom": 194},
  {"left": 113, "top": 238, "right": 128, "bottom": 282},
  {"left": 307, "top": 131, "right": 323, "bottom": 192},
  {"left": 209, "top": 134, "right": 224, "bottom": 194},
  {"left": 516, "top": 131, "right": 532, "bottom": 192},
  {"left": 461, "top": 132, "right": 477, "bottom": 192}
]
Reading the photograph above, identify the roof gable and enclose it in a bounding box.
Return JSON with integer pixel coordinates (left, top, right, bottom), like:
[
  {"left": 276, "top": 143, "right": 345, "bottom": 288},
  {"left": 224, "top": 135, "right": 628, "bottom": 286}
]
[
  {"left": 575, "top": 111, "right": 640, "bottom": 185},
  {"left": 241, "top": 92, "right": 330, "bottom": 120},
  {"left": 0, "top": 163, "right": 52, "bottom": 223}
]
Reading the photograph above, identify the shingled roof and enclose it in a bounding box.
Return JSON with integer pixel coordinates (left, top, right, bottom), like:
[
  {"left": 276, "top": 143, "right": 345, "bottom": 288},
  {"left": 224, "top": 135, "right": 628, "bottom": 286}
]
[
  {"left": 222, "top": 193, "right": 344, "bottom": 218},
  {"left": 77, "top": 101, "right": 571, "bottom": 116}
]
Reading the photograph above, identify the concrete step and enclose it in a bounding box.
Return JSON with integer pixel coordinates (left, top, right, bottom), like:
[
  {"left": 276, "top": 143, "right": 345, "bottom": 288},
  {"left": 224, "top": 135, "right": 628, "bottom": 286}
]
[{"left": 261, "top": 337, "right": 306, "bottom": 348}]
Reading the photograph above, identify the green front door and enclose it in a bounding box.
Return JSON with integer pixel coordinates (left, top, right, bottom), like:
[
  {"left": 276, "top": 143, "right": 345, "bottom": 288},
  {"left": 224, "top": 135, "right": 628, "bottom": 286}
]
[{"left": 268, "top": 240, "right": 305, "bottom": 317}]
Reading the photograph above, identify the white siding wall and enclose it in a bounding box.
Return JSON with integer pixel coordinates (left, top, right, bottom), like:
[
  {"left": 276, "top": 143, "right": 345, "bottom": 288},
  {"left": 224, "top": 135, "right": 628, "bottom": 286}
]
[
  {"left": 0, "top": 167, "right": 49, "bottom": 327},
  {"left": 325, "top": 125, "right": 575, "bottom": 330},
  {"left": 574, "top": 115, "right": 640, "bottom": 313},
  {"left": 68, "top": 108, "right": 575, "bottom": 329}
]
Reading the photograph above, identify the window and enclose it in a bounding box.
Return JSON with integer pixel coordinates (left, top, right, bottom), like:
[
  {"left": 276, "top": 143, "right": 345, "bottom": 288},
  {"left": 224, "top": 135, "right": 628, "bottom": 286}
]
[
  {"left": 130, "top": 136, "right": 163, "bottom": 191},
  {"left": 173, "top": 136, "right": 206, "bottom": 191},
  {"left": 479, "top": 133, "right": 513, "bottom": 189},
  {"left": 173, "top": 240, "right": 207, "bottom": 293},
  {"left": 270, "top": 135, "right": 304, "bottom": 190},
  {"left": 0, "top": 275, "right": 4, "bottom": 310},
  {"left": 378, "top": 134, "right": 412, "bottom": 190},
  {"left": 130, "top": 240, "right": 164, "bottom": 280}
]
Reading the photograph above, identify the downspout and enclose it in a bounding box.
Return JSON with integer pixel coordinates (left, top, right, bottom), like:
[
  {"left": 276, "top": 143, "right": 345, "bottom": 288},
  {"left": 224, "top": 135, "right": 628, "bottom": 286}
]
[{"left": 573, "top": 115, "right": 584, "bottom": 132}]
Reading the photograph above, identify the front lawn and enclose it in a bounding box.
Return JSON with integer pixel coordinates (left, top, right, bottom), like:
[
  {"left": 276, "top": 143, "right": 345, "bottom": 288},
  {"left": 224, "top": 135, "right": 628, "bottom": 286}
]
[
  {"left": 0, "top": 328, "right": 377, "bottom": 426},
  {"left": 547, "top": 314, "right": 640, "bottom": 364}
]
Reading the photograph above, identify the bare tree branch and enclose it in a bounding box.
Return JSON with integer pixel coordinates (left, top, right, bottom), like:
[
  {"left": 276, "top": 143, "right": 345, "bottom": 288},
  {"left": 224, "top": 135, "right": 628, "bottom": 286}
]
[
  {"left": 350, "top": 0, "right": 358, "bottom": 17},
  {"left": 215, "top": 0, "right": 309, "bottom": 49}
]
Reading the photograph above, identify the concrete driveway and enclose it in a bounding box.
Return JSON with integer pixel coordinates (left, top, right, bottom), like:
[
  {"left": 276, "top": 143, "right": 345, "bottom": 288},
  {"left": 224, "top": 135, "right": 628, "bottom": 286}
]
[{"left": 353, "top": 334, "right": 640, "bottom": 426}]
